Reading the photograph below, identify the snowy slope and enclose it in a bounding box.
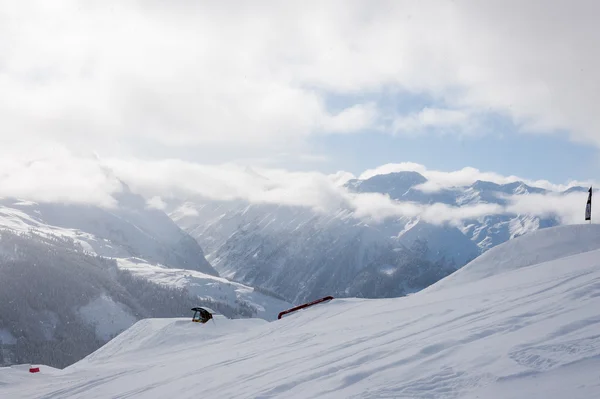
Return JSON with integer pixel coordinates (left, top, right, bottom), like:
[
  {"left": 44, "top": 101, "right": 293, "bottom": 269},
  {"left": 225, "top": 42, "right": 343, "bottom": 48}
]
[{"left": 3, "top": 224, "right": 600, "bottom": 398}]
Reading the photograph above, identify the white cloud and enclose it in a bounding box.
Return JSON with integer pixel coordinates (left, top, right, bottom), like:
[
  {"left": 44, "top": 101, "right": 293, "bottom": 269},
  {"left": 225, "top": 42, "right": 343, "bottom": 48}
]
[
  {"left": 0, "top": 142, "right": 120, "bottom": 207},
  {"left": 146, "top": 196, "right": 167, "bottom": 210},
  {"left": 172, "top": 203, "right": 199, "bottom": 218},
  {"left": 328, "top": 171, "right": 357, "bottom": 187},
  {"left": 392, "top": 108, "right": 476, "bottom": 136},
  {"left": 99, "top": 157, "right": 592, "bottom": 226},
  {"left": 505, "top": 192, "right": 588, "bottom": 225},
  {"left": 103, "top": 157, "right": 352, "bottom": 213},
  {"left": 0, "top": 144, "right": 588, "bottom": 227},
  {"left": 4, "top": 0, "right": 600, "bottom": 159},
  {"left": 348, "top": 192, "right": 504, "bottom": 225},
  {"left": 0, "top": 0, "right": 383, "bottom": 156},
  {"left": 322, "top": 103, "right": 379, "bottom": 133}
]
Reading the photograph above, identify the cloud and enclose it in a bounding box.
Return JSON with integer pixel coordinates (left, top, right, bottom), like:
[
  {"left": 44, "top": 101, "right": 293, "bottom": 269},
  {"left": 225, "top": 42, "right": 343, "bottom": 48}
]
[
  {"left": 146, "top": 196, "right": 167, "bottom": 210},
  {"left": 4, "top": 0, "right": 600, "bottom": 161},
  {"left": 322, "top": 103, "right": 379, "bottom": 133},
  {"left": 54, "top": 153, "right": 503, "bottom": 225},
  {"left": 233, "top": 152, "right": 330, "bottom": 167},
  {"left": 0, "top": 142, "right": 589, "bottom": 227},
  {"left": 101, "top": 156, "right": 592, "bottom": 226},
  {"left": 328, "top": 171, "right": 356, "bottom": 186},
  {"left": 103, "top": 157, "right": 352, "bottom": 213},
  {"left": 505, "top": 192, "right": 589, "bottom": 225},
  {"left": 0, "top": 142, "right": 121, "bottom": 207},
  {"left": 347, "top": 192, "right": 504, "bottom": 225},
  {"left": 171, "top": 203, "right": 199, "bottom": 218},
  {"left": 392, "top": 108, "right": 477, "bottom": 136},
  {"left": 0, "top": 0, "right": 382, "bottom": 156}
]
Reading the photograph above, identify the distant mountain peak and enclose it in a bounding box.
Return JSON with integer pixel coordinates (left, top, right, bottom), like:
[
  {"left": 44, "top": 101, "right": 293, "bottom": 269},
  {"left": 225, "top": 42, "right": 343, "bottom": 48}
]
[
  {"left": 471, "top": 180, "right": 502, "bottom": 191},
  {"left": 346, "top": 171, "right": 428, "bottom": 199},
  {"left": 367, "top": 170, "right": 427, "bottom": 184}
]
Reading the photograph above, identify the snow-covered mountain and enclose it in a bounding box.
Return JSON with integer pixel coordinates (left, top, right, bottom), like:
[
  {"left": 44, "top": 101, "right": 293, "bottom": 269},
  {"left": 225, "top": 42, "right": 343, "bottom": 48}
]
[
  {"left": 4, "top": 223, "right": 600, "bottom": 398},
  {"left": 347, "top": 171, "right": 564, "bottom": 250},
  {"left": 0, "top": 192, "right": 291, "bottom": 368},
  {"left": 0, "top": 184, "right": 217, "bottom": 275},
  {"left": 170, "top": 200, "right": 466, "bottom": 303},
  {"left": 169, "top": 171, "right": 579, "bottom": 303},
  {"left": 395, "top": 219, "right": 480, "bottom": 268}
]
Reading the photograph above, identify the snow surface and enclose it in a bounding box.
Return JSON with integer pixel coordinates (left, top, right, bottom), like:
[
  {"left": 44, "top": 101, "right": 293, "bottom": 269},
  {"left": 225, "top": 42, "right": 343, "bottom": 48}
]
[{"left": 2, "top": 223, "right": 600, "bottom": 398}]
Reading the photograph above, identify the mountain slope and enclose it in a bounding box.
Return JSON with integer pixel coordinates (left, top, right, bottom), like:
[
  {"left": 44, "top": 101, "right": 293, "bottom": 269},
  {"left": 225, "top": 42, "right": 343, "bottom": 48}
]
[
  {"left": 173, "top": 200, "right": 454, "bottom": 303},
  {"left": 170, "top": 171, "right": 577, "bottom": 304},
  {"left": 3, "top": 224, "right": 600, "bottom": 398},
  {"left": 397, "top": 219, "right": 480, "bottom": 268},
  {"left": 0, "top": 195, "right": 291, "bottom": 368},
  {"left": 0, "top": 228, "right": 289, "bottom": 369},
  {"left": 0, "top": 197, "right": 289, "bottom": 321},
  {"left": 0, "top": 190, "right": 218, "bottom": 275}
]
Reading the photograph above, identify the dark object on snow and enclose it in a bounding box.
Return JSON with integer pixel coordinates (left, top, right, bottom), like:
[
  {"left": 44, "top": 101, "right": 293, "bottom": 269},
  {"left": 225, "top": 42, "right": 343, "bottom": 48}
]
[
  {"left": 191, "top": 307, "right": 213, "bottom": 323},
  {"left": 277, "top": 295, "right": 334, "bottom": 320}
]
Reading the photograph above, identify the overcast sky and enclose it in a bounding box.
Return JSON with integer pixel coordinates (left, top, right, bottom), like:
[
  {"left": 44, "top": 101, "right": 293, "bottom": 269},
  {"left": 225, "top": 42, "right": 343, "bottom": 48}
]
[{"left": 0, "top": 0, "right": 597, "bottom": 223}]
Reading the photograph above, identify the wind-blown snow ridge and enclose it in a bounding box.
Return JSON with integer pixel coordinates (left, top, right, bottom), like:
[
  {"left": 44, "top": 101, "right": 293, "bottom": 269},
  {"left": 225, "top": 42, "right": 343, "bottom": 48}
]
[{"left": 2, "top": 224, "right": 600, "bottom": 398}]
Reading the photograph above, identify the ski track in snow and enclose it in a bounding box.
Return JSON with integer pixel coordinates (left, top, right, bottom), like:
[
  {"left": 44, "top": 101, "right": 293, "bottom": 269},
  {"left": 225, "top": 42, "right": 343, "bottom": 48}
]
[{"left": 2, "top": 224, "right": 600, "bottom": 397}]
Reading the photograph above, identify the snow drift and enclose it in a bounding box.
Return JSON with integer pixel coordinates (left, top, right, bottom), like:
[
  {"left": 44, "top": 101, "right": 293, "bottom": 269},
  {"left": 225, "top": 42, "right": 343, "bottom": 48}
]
[{"left": 2, "top": 223, "right": 600, "bottom": 398}]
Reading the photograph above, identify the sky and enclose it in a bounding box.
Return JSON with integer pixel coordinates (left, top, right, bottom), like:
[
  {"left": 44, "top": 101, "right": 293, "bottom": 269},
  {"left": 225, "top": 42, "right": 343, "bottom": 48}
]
[{"left": 0, "top": 0, "right": 599, "bottom": 224}]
